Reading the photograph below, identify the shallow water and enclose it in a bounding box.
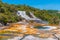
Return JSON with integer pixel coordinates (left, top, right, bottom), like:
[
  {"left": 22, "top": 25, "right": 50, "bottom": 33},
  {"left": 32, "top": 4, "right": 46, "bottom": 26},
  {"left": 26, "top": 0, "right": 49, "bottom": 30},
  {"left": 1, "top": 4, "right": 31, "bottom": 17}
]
[{"left": 35, "top": 26, "right": 56, "bottom": 30}]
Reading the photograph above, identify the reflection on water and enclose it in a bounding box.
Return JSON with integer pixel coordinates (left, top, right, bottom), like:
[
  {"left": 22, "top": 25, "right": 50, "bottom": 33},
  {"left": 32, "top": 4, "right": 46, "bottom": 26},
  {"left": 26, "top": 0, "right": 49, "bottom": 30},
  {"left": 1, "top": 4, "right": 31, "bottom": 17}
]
[
  {"left": 34, "top": 26, "right": 49, "bottom": 29},
  {"left": 34, "top": 26, "right": 56, "bottom": 30}
]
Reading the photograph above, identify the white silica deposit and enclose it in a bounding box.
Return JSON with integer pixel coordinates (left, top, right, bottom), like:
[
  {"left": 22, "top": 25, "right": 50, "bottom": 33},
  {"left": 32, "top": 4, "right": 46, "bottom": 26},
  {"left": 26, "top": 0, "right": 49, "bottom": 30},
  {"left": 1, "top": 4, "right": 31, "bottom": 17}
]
[{"left": 22, "top": 35, "right": 57, "bottom": 40}]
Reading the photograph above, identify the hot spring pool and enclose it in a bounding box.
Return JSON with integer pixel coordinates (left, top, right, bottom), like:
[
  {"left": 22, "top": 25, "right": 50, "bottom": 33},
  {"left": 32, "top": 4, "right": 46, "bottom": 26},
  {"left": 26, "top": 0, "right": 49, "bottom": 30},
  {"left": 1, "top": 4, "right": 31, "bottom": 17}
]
[{"left": 34, "top": 26, "right": 57, "bottom": 30}]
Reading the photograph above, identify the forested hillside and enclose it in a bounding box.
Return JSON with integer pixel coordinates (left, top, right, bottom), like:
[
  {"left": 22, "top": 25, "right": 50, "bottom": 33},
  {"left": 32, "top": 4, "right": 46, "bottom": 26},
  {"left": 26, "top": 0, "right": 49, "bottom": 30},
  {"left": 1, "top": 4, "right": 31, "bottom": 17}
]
[{"left": 0, "top": 0, "right": 60, "bottom": 25}]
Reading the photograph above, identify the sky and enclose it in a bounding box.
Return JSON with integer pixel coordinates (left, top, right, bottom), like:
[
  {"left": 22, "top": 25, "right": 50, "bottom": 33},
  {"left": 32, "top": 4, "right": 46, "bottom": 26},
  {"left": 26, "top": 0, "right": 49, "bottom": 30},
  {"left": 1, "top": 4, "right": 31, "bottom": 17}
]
[{"left": 2, "top": 0, "right": 60, "bottom": 10}]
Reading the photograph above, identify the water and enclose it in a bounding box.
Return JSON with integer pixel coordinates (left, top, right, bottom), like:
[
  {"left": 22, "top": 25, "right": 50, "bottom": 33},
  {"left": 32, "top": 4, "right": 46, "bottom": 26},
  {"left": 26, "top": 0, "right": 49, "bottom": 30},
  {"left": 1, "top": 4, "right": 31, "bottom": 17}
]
[{"left": 34, "top": 26, "right": 57, "bottom": 30}]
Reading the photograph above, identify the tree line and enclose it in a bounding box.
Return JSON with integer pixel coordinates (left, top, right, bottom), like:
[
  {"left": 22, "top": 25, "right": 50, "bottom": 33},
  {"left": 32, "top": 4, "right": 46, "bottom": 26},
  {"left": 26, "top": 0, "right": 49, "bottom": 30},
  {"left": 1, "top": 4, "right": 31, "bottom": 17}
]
[{"left": 0, "top": 1, "right": 60, "bottom": 25}]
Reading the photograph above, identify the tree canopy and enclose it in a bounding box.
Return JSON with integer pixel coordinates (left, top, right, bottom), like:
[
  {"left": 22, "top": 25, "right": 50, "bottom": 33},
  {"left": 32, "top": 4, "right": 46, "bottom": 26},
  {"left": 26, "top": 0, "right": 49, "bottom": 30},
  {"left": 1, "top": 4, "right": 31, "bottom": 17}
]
[{"left": 0, "top": 1, "right": 60, "bottom": 25}]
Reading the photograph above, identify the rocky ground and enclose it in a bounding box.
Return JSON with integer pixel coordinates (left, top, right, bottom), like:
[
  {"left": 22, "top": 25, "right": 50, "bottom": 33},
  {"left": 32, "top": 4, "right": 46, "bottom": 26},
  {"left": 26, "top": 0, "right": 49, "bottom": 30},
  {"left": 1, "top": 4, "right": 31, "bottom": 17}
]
[{"left": 0, "top": 22, "right": 60, "bottom": 40}]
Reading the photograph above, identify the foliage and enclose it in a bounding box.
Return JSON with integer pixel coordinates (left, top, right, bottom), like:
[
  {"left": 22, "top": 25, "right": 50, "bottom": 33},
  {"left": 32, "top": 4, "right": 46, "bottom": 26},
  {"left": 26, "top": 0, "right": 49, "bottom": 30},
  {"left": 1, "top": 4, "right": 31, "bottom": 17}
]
[{"left": 0, "top": 1, "right": 60, "bottom": 25}]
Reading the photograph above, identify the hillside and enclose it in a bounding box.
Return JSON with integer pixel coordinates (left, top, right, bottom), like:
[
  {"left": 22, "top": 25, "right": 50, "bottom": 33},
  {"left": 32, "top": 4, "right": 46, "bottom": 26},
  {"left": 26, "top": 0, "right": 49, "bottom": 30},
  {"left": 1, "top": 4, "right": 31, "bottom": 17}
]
[{"left": 0, "top": 1, "right": 60, "bottom": 25}]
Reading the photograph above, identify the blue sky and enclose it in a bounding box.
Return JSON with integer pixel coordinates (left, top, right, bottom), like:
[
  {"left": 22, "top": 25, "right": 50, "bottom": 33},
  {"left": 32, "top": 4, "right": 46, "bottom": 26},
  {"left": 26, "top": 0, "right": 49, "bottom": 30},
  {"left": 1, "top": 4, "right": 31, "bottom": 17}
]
[{"left": 2, "top": 0, "right": 60, "bottom": 10}]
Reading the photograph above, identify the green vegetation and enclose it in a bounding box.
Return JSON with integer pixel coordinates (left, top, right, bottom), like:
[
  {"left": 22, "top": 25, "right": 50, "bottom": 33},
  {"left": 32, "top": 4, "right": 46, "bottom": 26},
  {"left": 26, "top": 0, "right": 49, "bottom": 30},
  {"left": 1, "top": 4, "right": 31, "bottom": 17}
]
[{"left": 0, "top": 1, "right": 60, "bottom": 25}]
